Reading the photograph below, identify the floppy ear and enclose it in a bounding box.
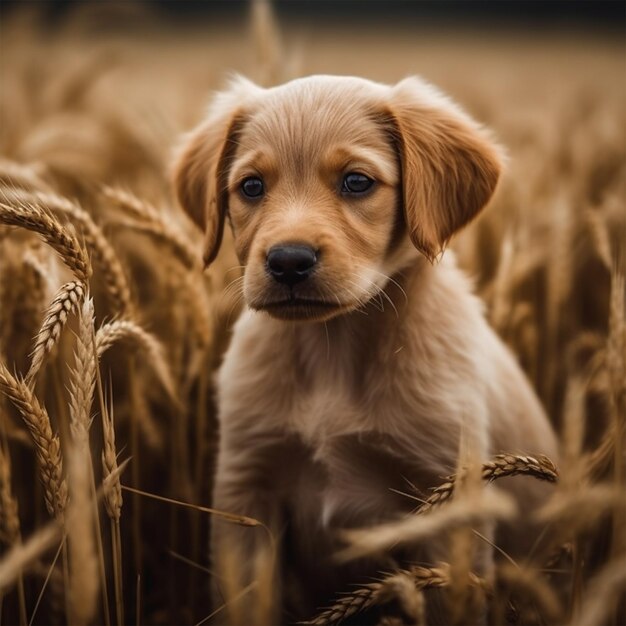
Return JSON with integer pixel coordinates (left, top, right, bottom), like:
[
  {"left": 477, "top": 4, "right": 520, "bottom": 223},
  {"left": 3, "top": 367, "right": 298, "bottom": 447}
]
[
  {"left": 385, "top": 77, "right": 504, "bottom": 262},
  {"left": 172, "top": 77, "right": 260, "bottom": 266}
]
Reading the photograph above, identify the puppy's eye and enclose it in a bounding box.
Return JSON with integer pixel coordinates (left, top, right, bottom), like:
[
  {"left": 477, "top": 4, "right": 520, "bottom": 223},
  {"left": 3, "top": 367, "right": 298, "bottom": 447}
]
[
  {"left": 342, "top": 173, "right": 374, "bottom": 194},
  {"left": 241, "top": 177, "right": 264, "bottom": 199}
]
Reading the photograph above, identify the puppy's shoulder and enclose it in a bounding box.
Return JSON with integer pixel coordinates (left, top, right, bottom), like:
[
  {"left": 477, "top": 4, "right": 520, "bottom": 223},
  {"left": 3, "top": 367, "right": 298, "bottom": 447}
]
[{"left": 400, "top": 252, "right": 488, "bottom": 346}]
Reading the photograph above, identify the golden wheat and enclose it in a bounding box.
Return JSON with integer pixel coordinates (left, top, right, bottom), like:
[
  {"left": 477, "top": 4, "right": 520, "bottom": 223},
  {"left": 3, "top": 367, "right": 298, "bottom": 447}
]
[
  {"left": 95, "top": 318, "right": 178, "bottom": 406},
  {"left": 0, "top": 159, "right": 51, "bottom": 193},
  {"left": 0, "top": 522, "right": 62, "bottom": 592},
  {"left": 2, "top": 187, "right": 133, "bottom": 315},
  {"left": 339, "top": 489, "right": 516, "bottom": 562},
  {"left": 307, "top": 564, "right": 479, "bottom": 626},
  {"left": 67, "top": 297, "right": 96, "bottom": 444},
  {"left": 417, "top": 453, "right": 559, "bottom": 515},
  {"left": 102, "top": 409, "right": 122, "bottom": 522},
  {"left": 25, "top": 280, "right": 85, "bottom": 385},
  {"left": 0, "top": 2, "right": 623, "bottom": 624},
  {"left": 496, "top": 563, "right": 564, "bottom": 624},
  {"left": 0, "top": 361, "right": 67, "bottom": 519},
  {"left": 66, "top": 444, "right": 99, "bottom": 625},
  {"left": 101, "top": 185, "right": 200, "bottom": 271},
  {"left": 0, "top": 197, "right": 91, "bottom": 282}
]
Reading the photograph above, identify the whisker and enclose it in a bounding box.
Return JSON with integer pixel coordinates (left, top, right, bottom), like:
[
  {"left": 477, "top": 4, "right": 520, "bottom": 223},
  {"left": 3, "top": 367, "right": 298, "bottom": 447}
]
[
  {"left": 357, "top": 265, "right": 409, "bottom": 304},
  {"left": 221, "top": 275, "right": 245, "bottom": 298}
]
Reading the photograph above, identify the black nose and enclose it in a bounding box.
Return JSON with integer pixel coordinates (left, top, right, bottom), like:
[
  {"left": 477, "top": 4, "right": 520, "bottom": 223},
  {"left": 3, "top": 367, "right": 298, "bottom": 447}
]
[{"left": 266, "top": 244, "right": 317, "bottom": 286}]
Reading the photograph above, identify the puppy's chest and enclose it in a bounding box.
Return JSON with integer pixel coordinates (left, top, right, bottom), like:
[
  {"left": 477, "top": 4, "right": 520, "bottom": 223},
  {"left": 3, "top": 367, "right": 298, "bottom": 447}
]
[
  {"left": 286, "top": 373, "right": 362, "bottom": 442},
  {"left": 242, "top": 327, "right": 373, "bottom": 440},
  {"left": 260, "top": 354, "right": 418, "bottom": 519}
]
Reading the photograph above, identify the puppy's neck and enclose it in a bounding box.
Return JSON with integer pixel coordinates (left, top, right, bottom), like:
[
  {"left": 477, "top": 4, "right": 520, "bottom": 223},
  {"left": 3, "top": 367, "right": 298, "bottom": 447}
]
[
  {"left": 287, "top": 255, "right": 431, "bottom": 383},
  {"left": 323, "top": 252, "right": 429, "bottom": 332}
]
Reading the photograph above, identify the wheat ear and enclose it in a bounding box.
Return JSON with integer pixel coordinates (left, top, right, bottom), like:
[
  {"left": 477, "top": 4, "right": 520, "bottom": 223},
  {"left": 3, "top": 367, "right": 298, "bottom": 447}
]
[
  {"left": 307, "top": 564, "right": 479, "bottom": 626},
  {"left": 3, "top": 188, "right": 133, "bottom": 315},
  {"left": 0, "top": 159, "right": 51, "bottom": 192},
  {"left": 0, "top": 197, "right": 90, "bottom": 282},
  {"left": 0, "top": 361, "right": 67, "bottom": 519},
  {"left": 25, "top": 280, "right": 85, "bottom": 386},
  {"left": 96, "top": 319, "right": 179, "bottom": 406},
  {"left": 67, "top": 297, "right": 96, "bottom": 444},
  {"left": 101, "top": 185, "right": 200, "bottom": 270},
  {"left": 102, "top": 405, "right": 122, "bottom": 522},
  {"left": 418, "top": 454, "right": 559, "bottom": 515}
]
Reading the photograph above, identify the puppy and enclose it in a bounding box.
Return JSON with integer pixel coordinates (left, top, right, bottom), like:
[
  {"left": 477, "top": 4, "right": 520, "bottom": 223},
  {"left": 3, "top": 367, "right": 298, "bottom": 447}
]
[{"left": 174, "top": 75, "right": 558, "bottom": 622}]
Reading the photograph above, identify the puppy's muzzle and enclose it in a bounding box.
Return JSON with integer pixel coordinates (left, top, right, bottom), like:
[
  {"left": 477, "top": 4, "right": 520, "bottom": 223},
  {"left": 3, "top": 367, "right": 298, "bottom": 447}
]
[{"left": 266, "top": 244, "right": 317, "bottom": 287}]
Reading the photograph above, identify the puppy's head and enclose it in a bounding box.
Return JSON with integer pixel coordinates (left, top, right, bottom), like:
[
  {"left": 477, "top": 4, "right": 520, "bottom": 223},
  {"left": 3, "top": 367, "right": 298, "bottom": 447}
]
[{"left": 174, "top": 75, "right": 503, "bottom": 322}]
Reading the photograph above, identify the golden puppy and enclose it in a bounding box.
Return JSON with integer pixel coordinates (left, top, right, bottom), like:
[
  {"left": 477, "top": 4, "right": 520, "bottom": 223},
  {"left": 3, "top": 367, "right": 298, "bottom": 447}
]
[{"left": 174, "top": 75, "right": 558, "bottom": 621}]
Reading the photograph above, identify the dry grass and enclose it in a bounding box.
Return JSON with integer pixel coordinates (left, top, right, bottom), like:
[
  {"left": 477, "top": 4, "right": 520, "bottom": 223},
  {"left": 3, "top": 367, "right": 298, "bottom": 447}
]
[{"left": 0, "top": 1, "right": 624, "bottom": 624}]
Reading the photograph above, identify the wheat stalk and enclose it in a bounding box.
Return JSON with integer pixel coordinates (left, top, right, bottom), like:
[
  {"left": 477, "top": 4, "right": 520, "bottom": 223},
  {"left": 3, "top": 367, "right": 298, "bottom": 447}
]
[
  {"left": 0, "top": 443, "right": 28, "bottom": 624},
  {"left": 497, "top": 562, "right": 563, "bottom": 624},
  {"left": 0, "top": 521, "right": 62, "bottom": 592},
  {"left": 0, "top": 197, "right": 91, "bottom": 282},
  {"left": 21, "top": 248, "right": 57, "bottom": 343},
  {"left": 22, "top": 246, "right": 59, "bottom": 300},
  {"left": 64, "top": 295, "right": 113, "bottom": 626},
  {"left": 0, "top": 361, "right": 67, "bottom": 519},
  {"left": 572, "top": 555, "right": 626, "bottom": 626},
  {"left": 585, "top": 209, "right": 612, "bottom": 271},
  {"left": 66, "top": 444, "right": 99, "bottom": 626},
  {"left": 101, "top": 391, "right": 125, "bottom": 626},
  {"left": 25, "top": 280, "right": 85, "bottom": 386},
  {"left": 340, "top": 490, "right": 516, "bottom": 562},
  {"left": 607, "top": 266, "right": 625, "bottom": 429},
  {"left": 606, "top": 267, "right": 626, "bottom": 576},
  {"left": 490, "top": 230, "right": 515, "bottom": 332},
  {"left": 0, "top": 444, "right": 20, "bottom": 546},
  {"left": 251, "top": 0, "right": 286, "bottom": 86},
  {"left": 178, "top": 266, "right": 213, "bottom": 352}
]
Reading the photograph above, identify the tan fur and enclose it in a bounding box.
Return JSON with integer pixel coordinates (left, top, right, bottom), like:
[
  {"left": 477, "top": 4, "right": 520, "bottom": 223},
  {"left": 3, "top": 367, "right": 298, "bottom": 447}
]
[{"left": 174, "top": 74, "right": 558, "bottom": 621}]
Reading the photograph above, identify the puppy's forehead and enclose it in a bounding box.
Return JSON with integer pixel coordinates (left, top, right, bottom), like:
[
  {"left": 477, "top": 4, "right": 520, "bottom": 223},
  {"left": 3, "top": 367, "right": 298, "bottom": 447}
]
[{"left": 238, "top": 77, "right": 390, "bottom": 161}]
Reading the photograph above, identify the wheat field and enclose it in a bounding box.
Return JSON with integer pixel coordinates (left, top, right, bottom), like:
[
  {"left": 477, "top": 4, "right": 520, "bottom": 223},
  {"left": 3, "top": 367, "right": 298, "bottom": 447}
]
[{"left": 0, "top": 2, "right": 624, "bottom": 625}]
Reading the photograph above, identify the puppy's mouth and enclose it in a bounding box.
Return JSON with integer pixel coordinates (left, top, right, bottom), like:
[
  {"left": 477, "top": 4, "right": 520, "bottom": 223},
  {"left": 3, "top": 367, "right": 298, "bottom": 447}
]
[{"left": 254, "top": 296, "right": 343, "bottom": 321}]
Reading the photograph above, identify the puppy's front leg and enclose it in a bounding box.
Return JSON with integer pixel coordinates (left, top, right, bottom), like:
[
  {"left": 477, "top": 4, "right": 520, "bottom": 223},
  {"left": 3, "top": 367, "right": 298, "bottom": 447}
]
[{"left": 210, "top": 431, "right": 284, "bottom": 623}]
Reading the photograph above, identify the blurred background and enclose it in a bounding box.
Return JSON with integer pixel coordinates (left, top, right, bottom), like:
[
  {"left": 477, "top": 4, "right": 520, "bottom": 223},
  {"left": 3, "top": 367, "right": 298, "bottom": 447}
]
[
  {"left": 0, "top": 2, "right": 624, "bottom": 625},
  {"left": 2, "top": 0, "right": 624, "bottom": 28}
]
